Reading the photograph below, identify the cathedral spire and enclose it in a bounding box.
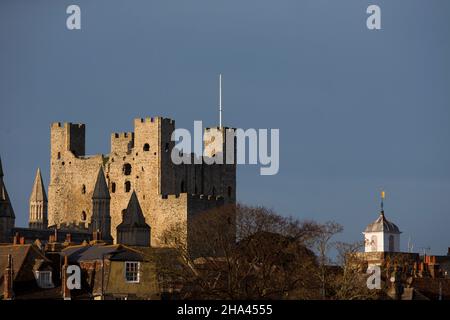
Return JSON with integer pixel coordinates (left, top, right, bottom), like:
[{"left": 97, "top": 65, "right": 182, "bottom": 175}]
[
  {"left": 116, "top": 191, "right": 151, "bottom": 247},
  {"left": 0, "top": 156, "right": 15, "bottom": 242},
  {"left": 90, "top": 166, "right": 112, "bottom": 243},
  {"left": 29, "top": 168, "right": 48, "bottom": 229},
  {"left": 122, "top": 191, "right": 147, "bottom": 226},
  {"left": 29, "top": 168, "right": 47, "bottom": 202},
  {"left": 0, "top": 156, "right": 3, "bottom": 178},
  {"left": 92, "top": 166, "right": 110, "bottom": 199},
  {"left": 219, "top": 73, "right": 223, "bottom": 128},
  {"left": 0, "top": 157, "right": 14, "bottom": 217}
]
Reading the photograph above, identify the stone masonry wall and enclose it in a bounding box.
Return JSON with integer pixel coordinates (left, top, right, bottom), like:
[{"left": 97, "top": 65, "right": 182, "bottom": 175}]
[{"left": 48, "top": 117, "right": 236, "bottom": 248}]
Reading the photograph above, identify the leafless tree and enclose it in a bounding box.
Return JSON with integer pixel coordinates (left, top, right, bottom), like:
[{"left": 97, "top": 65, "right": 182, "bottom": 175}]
[
  {"left": 314, "top": 221, "right": 343, "bottom": 299},
  {"left": 157, "top": 203, "right": 326, "bottom": 299}
]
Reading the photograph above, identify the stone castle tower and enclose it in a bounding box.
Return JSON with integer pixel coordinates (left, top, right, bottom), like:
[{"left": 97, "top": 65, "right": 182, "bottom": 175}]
[
  {"left": 29, "top": 168, "right": 48, "bottom": 230},
  {"left": 0, "top": 157, "right": 15, "bottom": 243},
  {"left": 47, "top": 117, "right": 236, "bottom": 248}
]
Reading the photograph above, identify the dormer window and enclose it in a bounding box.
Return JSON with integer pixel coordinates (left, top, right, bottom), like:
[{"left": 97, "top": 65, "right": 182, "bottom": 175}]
[{"left": 35, "top": 271, "right": 54, "bottom": 288}]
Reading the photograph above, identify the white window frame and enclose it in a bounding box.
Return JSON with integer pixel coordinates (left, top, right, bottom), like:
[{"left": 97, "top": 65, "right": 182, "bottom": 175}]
[{"left": 124, "top": 261, "right": 140, "bottom": 283}]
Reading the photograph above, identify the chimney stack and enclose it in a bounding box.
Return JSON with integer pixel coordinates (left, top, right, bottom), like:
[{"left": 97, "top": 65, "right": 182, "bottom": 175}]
[
  {"left": 61, "top": 255, "right": 71, "bottom": 300},
  {"left": 3, "top": 254, "right": 14, "bottom": 300},
  {"left": 93, "top": 230, "right": 102, "bottom": 241},
  {"left": 13, "top": 233, "right": 19, "bottom": 245}
]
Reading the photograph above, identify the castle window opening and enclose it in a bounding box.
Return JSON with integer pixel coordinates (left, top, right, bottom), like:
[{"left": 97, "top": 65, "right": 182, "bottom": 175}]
[
  {"left": 123, "top": 163, "right": 132, "bottom": 176},
  {"left": 111, "top": 182, "right": 116, "bottom": 193},
  {"left": 81, "top": 211, "right": 87, "bottom": 221},
  {"left": 125, "top": 181, "right": 131, "bottom": 193},
  {"left": 143, "top": 143, "right": 150, "bottom": 152},
  {"left": 61, "top": 162, "right": 65, "bottom": 166},
  {"left": 57, "top": 152, "right": 61, "bottom": 160},
  {"left": 82, "top": 184, "right": 86, "bottom": 194}
]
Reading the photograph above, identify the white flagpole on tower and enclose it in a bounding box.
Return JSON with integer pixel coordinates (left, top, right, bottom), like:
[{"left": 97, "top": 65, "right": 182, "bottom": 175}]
[{"left": 219, "top": 73, "right": 222, "bottom": 128}]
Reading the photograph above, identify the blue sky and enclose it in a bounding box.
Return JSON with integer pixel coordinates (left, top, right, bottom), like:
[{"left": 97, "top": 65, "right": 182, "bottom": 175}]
[{"left": 1, "top": 0, "right": 449, "bottom": 255}]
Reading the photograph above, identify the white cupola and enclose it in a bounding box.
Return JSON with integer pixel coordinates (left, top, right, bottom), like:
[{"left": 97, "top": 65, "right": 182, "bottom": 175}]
[{"left": 363, "top": 191, "right": 401, "bottom": 253}]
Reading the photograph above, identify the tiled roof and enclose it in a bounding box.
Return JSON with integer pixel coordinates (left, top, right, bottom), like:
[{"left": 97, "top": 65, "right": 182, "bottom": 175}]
[
  {"left": 62, "top": 244, "right": 144, "bottom": 263},
  {"left": 364, "top": 212, "right": 400, "bottom": 233},
  {"left": 0, "top": 244, "right": 52, "bottom": 294}
]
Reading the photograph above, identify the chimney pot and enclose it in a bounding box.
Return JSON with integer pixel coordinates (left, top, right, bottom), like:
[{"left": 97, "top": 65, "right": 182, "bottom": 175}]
[{"left": 13, "top": 233, "right": 19, "bottom": 245}]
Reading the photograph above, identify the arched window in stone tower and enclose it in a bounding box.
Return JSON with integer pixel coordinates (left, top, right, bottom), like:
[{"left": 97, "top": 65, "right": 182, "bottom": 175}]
[
  {"left": 111, "top": 182, "right": 116, "bottom": 193},
  {"left": 123, "top": 163, "right": 132, "bottom": 176},
  {"left": 143, "top": 143, "right": 150, "bottom": 152},
  {"left": 371, "top": 235, "right": 377, "bottom": 252},
  {"left": 389, "top": 235, "right": 395, "bottom": 252},
  {"left": 81, "top": 211, "right": 87, "bottom": 221},
  {"left": 81, "top": 184, "right": 86, "bottom": 194},
  {"left": 125, "top": 181, "right": 131, "bottom": 193}
]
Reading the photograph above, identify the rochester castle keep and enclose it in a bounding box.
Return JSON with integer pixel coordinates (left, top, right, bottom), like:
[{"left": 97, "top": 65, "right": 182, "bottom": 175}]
[{"left": 0, "top": 116, "right": 236, "bottom": 251}]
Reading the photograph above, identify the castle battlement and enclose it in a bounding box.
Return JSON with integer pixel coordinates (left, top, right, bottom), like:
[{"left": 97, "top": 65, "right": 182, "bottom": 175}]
[
  {"left": 112, "top": 132, "right": 134, "bottom": 139},
  {"left": 48, "top": 116, "right": 236, "bottom": 248},
  {"left": 189, "top": 194, "right": 224, "bottom": 201},
  {"left": 54, "top": 221, "right": 90, "bottom": 232},
  {"left": 51, "top": 122, "right": 85, "bottom": 129},
  {"left": 134, "top": 116, "right": 175, "bottom": 126}
]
